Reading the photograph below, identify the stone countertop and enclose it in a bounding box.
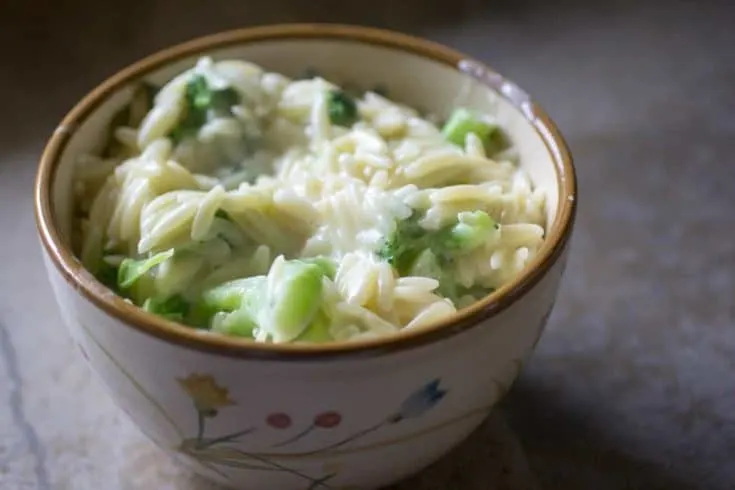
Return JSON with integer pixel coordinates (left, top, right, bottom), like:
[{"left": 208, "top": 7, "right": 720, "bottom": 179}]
[{"left": 1, "top": 0, "right": 734, "bottom": 489}]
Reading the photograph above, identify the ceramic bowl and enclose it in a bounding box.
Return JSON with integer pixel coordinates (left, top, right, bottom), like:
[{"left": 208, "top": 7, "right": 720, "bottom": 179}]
[{"left": 34, "top": 24, "right": 576, "bottom": 490}]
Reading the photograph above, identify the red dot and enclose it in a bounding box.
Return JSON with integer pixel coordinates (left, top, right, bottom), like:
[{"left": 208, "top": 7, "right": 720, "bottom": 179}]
[
  {"left": 314, "top": 411, "right": 342, "bottom": 428},
  {"left": 266, "top": 412, "right": 292, "bottom": 429}
]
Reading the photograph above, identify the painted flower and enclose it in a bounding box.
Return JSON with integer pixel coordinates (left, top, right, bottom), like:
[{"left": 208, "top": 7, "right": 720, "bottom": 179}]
[
  {"left": 390, "top": 379, "right": 447, "bottom": 423},
  {"left": 178, "top": 374, "right": 235, "bottom": 416},
  {"left": 314, "top": 411, "right": 342, "bottom": 429},
  {"left": 266, "top": 412, "right": 292, "bottom": 429}
]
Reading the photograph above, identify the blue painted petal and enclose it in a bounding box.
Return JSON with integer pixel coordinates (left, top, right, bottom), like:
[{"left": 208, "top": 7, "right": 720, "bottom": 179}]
[{"left": 397, "top": 379, "right": 448, "bottom": 420}]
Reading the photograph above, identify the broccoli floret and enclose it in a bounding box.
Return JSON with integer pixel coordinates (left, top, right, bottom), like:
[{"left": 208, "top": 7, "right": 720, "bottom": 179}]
[
  {"left": 374, "top": 212, "right": 427, "bottom": 275},
  {"left": 143, "top": 294, "right": 190, "bottom": 322},
  {"left": 169, "top": 74, "right": 241, "bottom": 143},
  {"left": 376, "top": 210, "right": 497, "bottom": 270},
  {"left": 442, "top": 108, "right": 498, "bottom": 148},
  {"left": 375, "top": 210, "right": 499, "bottom": 302},
  {"left": 327, "top": 89, "right": 359, "bottom": 127}
]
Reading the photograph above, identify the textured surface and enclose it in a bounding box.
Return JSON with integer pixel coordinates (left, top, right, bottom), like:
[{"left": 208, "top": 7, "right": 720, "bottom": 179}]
[{"left": 1, "top": 0, "right": 734, "bottom": 489}]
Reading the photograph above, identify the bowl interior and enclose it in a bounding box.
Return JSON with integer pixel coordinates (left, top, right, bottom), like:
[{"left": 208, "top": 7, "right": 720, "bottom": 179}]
[{"left": 50, "top": 36, "right": 560, "bottom": 247}]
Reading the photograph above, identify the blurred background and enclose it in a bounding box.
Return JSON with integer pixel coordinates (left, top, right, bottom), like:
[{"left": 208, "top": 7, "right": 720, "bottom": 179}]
[{"left": 1, "top": 0, "right": 734, "bottom": 489}]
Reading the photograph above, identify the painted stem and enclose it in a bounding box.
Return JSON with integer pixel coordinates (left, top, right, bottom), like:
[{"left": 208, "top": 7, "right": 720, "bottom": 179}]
[
  {"left": 306, "top": 473, "right": 337, "bottom": 490},
  {"left": 196, "top": 458, "right": 232, "bottom": 481},
  {"left": 199, "top": 427, "right": 255, "bottom": 448},
  {"left": 196, "top": 411, "right": 206, "bottom": 447},
  {"left": 307, "top": 421, "right": 386, "bottom": 455},
  {"left": 230, "top": 448, "right": 335, "bottom": 489},
  {"left": 272, "top": 424, "right": 315, "bottom": 447}
]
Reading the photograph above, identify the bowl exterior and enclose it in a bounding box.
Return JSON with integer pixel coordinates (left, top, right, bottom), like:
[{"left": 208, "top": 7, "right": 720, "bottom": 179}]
[
  {"left": 41, "top": 240, "right": 567, "bottom": 489},
  {"left": 36, "top": 24, "right": 576, "bottom": 490}
]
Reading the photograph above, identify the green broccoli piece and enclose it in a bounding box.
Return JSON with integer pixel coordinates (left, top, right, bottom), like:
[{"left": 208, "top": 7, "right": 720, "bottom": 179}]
[
  {"left": 376, "top": 210, "right": 497, "bottom": 272},
  {"left": 210, "top": 87, "right": 240, "bottom": 116},
  {"left": 442, "top": 108, "right": 498, "bottom": 148},
  {"left": 299, "top": 256, "right": 337, "bottom": 280},
  {"left": 327, "top": 89, "right": 359, "bottom": 127},
  {"left": 142, "top": 294, "right": 190, "bottom": 322},
  {"left": 295, "top": 308, "right": 333, "bottom": 343},
  {"left": 201, "top": 276, "right": 266, "bottom": 337},
  {"left": 117, "top": 249, "right": 174, "bottom": 289},
  {"left": 187, "top": 74, "right": 239, "bottom": 114},
  {"left": 375, "top": 210, "right": 499, "bottom": 302},
  {"left": 407, "top": 249, "right": 458, "bottom": 301},
  {"left": 198, "top": 258, "right": 331, "bottom": 341},
  {"left": 265, "top": 259, "right": 325, "bottom": 343},
  {"left": 96, "top": 260, "right": 120, "bottom": 291},
  {"left": 375, "top": 212, "right": 427, "bottom": 275},
  {"left": 201, "top": 275, "right": 265, "bottom": 313},
  {"left": 169, "top": 74, "right": 241, "bottom": 143},
  {"left": 212, "top": 307, "right": 259, "bottom": 337},
  {"left": 444, "top": 211, "right": 499, "bottom": 252}
]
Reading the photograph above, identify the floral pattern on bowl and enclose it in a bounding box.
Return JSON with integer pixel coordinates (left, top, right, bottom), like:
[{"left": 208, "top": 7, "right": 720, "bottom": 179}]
[{"left": 177, "top": 374, "right": 448, "bottom": 488}]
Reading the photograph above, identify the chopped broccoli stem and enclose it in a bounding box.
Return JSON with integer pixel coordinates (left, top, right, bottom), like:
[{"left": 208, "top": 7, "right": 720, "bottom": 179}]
[
  {"left": 212, "top": 307, "right": 259, "bottom": 337},
  {"left": 200, "top": 276, "right": 266, "bottom": 336},
  {"left": 201, "top": 276, "right": 265, "bottom": 313},
  {"left": 196, "top": 257, "right": 332, "bottom": 341},
  {"left": 327, "top": 89, "right": 359, "bottom": 127},
  {"left": 442, "top": 108, "right": 498, "bottom": 148},
  {"left": 266, "top": 258, "right": 325, "bottom": 343}
]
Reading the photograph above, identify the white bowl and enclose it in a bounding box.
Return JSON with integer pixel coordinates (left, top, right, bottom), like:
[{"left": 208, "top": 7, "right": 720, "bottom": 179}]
[{"left": 34, "top": 24, "right": 576, "bottom": 490}]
